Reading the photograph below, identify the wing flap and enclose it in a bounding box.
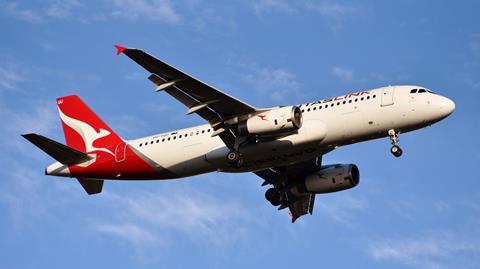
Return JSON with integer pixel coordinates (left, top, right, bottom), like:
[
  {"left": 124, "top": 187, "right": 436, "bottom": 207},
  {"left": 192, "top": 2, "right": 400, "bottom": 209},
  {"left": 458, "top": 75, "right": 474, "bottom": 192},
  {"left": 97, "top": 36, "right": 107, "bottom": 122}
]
[{"left": 288, "top": 194, "right": 315, "bottom": 223}]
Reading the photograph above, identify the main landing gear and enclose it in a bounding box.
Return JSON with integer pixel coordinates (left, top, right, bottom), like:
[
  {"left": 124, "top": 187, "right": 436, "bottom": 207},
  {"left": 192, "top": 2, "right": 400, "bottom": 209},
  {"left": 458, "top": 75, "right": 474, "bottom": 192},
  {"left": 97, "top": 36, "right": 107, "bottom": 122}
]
[
  {"left": 388, "top": 129, "right": 403, "bottom": 157},
  {"left": 226, "top": 150, "right": 244, "bottom": 167},
  {"left": 265, "top": 188, "right": 281, "bottom": 206}
]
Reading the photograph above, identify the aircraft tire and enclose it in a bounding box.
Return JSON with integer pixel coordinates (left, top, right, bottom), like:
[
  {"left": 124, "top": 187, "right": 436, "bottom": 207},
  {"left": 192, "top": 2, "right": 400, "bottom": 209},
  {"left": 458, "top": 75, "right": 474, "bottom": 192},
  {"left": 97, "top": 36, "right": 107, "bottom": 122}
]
[{"left": 391, "top": 145, "right": 403, "bottom": 157}]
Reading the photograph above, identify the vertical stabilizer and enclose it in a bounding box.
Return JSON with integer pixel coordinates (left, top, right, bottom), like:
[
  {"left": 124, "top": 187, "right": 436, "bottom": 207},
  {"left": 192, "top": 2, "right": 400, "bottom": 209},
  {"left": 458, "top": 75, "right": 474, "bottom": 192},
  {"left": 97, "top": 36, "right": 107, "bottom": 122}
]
[{"left": 56, "top": 95, "right": 123, "bottom": 154}]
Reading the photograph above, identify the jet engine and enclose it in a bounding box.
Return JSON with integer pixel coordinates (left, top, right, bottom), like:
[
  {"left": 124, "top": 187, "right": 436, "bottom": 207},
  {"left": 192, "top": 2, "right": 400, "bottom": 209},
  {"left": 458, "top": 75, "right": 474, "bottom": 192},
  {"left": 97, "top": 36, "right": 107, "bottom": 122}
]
[
  {"left": 238, "top": 106, "right": 302, "bottom": 136},
  {"left": 290, "top": 164, "right": 360, "bottom": 195}
]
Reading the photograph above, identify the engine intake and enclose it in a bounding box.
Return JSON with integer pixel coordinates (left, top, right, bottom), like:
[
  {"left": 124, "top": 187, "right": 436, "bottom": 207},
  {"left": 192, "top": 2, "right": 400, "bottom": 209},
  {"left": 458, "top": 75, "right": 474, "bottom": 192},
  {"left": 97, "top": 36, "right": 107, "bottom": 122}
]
[{"left": 238, "top": 106, "right": 302, "bottom": 136}]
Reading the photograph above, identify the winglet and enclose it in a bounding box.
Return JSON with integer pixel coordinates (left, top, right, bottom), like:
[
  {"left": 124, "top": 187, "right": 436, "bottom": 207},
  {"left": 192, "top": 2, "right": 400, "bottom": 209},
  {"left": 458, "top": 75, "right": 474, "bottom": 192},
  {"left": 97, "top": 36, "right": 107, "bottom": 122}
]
[{"left": 114, "top": 45, "right": 127, "bottom": 55}]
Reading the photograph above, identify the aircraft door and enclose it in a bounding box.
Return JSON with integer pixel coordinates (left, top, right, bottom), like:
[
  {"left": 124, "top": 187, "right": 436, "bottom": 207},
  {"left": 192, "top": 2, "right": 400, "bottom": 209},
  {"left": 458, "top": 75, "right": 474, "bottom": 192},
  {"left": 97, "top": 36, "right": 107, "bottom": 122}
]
[
  {"left": 381, "top": 86, "right": 395, "bottom": 106},
  {"left": 115, "top": 142, "right": 127, "bottom": 162}
]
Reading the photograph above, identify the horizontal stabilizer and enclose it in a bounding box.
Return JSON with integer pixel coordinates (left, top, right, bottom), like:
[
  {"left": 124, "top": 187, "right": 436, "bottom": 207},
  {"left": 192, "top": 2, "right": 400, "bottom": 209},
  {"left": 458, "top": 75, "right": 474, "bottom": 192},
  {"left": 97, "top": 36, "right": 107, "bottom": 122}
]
[
  {"left": 21, "top": 133, "right": 92, "bottom": 164},
  {"left": 77, "top": 178, "right": 104, "bottom": 195}
]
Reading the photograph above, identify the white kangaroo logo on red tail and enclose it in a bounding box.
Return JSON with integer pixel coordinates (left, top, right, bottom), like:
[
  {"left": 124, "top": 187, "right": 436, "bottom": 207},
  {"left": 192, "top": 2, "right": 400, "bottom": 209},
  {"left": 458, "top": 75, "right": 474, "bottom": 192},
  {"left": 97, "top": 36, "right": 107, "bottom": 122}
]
[{"left": 58, "top": 108, "right": 115, "bottom": 156}]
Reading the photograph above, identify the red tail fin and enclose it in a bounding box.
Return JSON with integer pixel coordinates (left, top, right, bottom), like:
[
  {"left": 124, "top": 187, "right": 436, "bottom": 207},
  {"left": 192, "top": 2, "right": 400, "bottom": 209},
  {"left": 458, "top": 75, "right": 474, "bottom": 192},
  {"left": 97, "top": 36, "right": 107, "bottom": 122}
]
[{"left": 56, "top": 95, "right": 123, "bottom": 154}]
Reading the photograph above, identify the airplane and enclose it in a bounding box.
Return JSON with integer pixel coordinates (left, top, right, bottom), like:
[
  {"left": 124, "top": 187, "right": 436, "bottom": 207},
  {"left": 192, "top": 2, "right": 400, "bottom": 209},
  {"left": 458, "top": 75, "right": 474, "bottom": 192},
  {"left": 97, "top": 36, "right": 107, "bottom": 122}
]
[{"left": 22, "top": 45, "right": 455, "bottom": 222}]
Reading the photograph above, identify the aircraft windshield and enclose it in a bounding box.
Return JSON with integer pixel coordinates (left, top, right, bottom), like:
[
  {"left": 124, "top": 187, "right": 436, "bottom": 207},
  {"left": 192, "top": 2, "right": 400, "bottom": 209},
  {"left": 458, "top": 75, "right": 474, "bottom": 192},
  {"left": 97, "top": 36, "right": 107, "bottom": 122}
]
[{"left": 410, "top": 88, "right": 435, "bottom": 94}]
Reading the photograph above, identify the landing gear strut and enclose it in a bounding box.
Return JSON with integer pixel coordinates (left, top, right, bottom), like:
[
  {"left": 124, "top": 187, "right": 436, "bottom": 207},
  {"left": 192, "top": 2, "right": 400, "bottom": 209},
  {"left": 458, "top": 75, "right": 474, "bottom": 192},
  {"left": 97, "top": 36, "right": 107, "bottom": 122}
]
[
  {"left": 226, "top": 150, "right": 244, "bottom": 167},
  {"left": 388, "top": 129, "right": 403, "bottom": 157}
]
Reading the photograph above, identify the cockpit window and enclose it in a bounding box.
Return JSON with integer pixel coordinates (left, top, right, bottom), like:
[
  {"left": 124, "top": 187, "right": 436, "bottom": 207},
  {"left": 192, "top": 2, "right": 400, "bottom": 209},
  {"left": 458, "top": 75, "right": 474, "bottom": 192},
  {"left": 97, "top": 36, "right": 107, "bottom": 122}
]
[
  {"left": 410, "top": 89, "right": 417, "bottom": 93},
  {"left": 418, "top": 89, "right": 427, "bottom": 93}
]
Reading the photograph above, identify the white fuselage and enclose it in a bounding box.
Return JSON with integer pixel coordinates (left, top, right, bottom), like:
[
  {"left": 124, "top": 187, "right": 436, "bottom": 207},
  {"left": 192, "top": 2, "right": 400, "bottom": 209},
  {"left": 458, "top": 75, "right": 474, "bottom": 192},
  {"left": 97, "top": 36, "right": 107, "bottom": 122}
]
[{"left": 124, "top": 85, "right": 454, "bottom": 179}]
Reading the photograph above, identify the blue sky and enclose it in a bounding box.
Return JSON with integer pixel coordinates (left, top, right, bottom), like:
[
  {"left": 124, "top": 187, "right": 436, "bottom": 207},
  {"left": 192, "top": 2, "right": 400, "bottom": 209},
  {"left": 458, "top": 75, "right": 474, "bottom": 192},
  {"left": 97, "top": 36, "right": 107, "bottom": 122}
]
[{"left": 0, "top": 0, "right": 479, "bottom": 268}]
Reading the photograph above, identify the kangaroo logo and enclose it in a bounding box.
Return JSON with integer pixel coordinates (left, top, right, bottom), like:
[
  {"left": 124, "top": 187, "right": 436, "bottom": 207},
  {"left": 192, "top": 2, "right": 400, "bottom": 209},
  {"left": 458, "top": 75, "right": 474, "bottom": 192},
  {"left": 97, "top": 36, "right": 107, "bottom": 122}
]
[
  {"left": 58, "top": 108, "right": 115, "bottom": 156},
  {"left": 258, "top": 114, "right": 267, "bottom": 121}
]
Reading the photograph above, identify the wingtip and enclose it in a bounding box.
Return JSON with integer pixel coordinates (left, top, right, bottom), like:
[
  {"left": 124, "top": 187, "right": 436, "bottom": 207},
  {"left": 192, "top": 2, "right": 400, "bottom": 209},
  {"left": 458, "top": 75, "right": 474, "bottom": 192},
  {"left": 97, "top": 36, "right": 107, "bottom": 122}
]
[
  {"left": 114, "top": 45, "right": 127, "bottom": 55},
  {"left": 21, "top": 133, "right": 34, "bottom": 138}
]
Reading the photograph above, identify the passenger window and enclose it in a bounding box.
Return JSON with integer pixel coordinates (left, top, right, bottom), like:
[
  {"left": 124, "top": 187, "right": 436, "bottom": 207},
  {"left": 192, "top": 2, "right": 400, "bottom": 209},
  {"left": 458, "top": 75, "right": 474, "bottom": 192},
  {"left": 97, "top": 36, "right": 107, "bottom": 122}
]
[
  {"left": 343, "top": 101, "right": 346, "bottom": 104},
  {"left": 307, "top": 108, "right": 310, "bottom": 112},
  {"left": 361, "top": 97, "right": 364, "bottom": 101},
  {"left": 367, "top": 96, "right": 370, "bottom": 100},
  {"left": 313, "top": 107, "right": 316, "bottom": 111},
  {"left": 349, "top": 100, "right": 352, "bottom": 103},
  {"left": 162, "top": 138, "right": 165, "bottom": 142},
  {"left": 156, "top": 140, "right": 159, "bottom": 143},
  {"left": 139, "top": 143, "right": 142, "bottom": 147},
  {"left": 373, "top": 95, "right": 376, "bottom": 98},
  {"left": 179, "top": 135, "right": 182, "bottom": 138},
  {"left": 410, "top": 89, "right": 418, "bottom": 93},
  {"left": 301, "top": 109, "right": 304, "bottom": 112},
  {"left": 355, "top": 98, "right": 358, "bottom": 102},
  {"left": 319, "top": 106, "right": 322, "bottom": 109},
  {"left": 150, "top": 141, "right": 153, "bottom": 144},
  {"left": 337, "top": 102, "right": 340, "bottom": 105},
  {"left": 168, "top": 137, "right": 171, "bottom": 141}
]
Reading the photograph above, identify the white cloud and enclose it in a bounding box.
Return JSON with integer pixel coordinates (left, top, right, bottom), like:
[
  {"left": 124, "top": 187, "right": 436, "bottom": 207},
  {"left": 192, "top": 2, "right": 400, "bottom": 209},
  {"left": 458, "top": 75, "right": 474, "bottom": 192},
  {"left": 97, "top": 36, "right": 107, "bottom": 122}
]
[
  {"left": 94, "top": 189, "right": 250, "bottom": 249},
  {"left": 241, "top": 64, "right": 303, "bottom": 103},
  {"left": 332, "top": 66, "right": 354, "bottom": 81},
  {"left": 0, "top": 161, "right": 70, "bottom": 226},
  {"left": 44, "top": 0, "right": 81, "bottom": 19},
  {"left": 0, "top": 98, "right": 58, "bottom": 157},
  {"left": 316, "top": 193, "right": 366, "bottom": 225},
  {"left": 305, "top": 1, "right": 355, "bottom": 18},
  {"left": 305, "top": 1, "right": 356, "bottom": 31},
  {"left": 249, "top": 1, "right": 357, "bottom": 31},
  {"left": 0, "top": 64, "right": 24, "bottom": 91},
  {"left": 109, "top": 0, "right": 181, "bottom": 24},
  {"left": 367, "top": 234, "right": 480, "bottom": 269},
  {"left": 2, "top": 0, "right": 180, "bottom": 24},
  {"left": 2, "top": 1, "right": 44, "bottom": 23},
  {"left": 251, "top": 0, "right": 295, "bottom": 15},
  {"left": 96, "top": 222, "right": 161, "bottom": 247}
]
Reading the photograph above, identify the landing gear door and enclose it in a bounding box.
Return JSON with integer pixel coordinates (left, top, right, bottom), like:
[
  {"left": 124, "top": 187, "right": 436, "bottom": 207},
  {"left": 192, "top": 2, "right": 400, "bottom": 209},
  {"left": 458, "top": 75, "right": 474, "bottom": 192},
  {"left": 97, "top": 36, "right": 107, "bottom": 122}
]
[
  {"left": 381, "top": 86, "right": 395, "bottom": 106},
  {"left": 115, "top": 142, "right": 127, "bottom": 162}
]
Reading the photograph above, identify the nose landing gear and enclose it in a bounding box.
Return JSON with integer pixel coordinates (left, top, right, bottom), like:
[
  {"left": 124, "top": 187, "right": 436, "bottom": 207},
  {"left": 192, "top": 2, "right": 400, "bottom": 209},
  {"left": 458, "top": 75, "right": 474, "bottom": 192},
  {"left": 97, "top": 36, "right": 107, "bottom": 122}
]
[{"left": 388, "top": 129, "right": 403, "bottom": 157}]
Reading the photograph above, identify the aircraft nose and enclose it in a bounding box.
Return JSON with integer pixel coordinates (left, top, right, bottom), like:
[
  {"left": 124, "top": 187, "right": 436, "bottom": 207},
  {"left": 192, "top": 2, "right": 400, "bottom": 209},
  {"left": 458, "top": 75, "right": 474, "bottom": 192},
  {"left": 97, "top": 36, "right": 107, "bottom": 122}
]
[{"left": 436, "top": 96, "right": 455, "bottom": 118}]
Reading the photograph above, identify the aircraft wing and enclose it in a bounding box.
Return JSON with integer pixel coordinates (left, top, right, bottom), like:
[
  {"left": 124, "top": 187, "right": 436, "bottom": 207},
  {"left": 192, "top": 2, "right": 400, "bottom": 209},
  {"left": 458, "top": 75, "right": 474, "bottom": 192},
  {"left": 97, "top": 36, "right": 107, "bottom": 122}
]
[
  {"left": 254, "top": 157, "right": 321, "bottom": 222},
  {"left": 116, "top": 45, "right": 258, "bottom": 149}
]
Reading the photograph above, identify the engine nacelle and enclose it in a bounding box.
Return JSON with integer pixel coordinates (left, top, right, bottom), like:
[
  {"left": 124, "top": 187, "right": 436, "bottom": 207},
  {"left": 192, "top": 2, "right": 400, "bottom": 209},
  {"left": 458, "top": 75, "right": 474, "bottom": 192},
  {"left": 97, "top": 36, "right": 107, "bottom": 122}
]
[
  {"left": 238, "top": 106, "right": 302, "bottom": 136},
  {"left": 290, "top": 164, "right": 360, "bottom": 195}
]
